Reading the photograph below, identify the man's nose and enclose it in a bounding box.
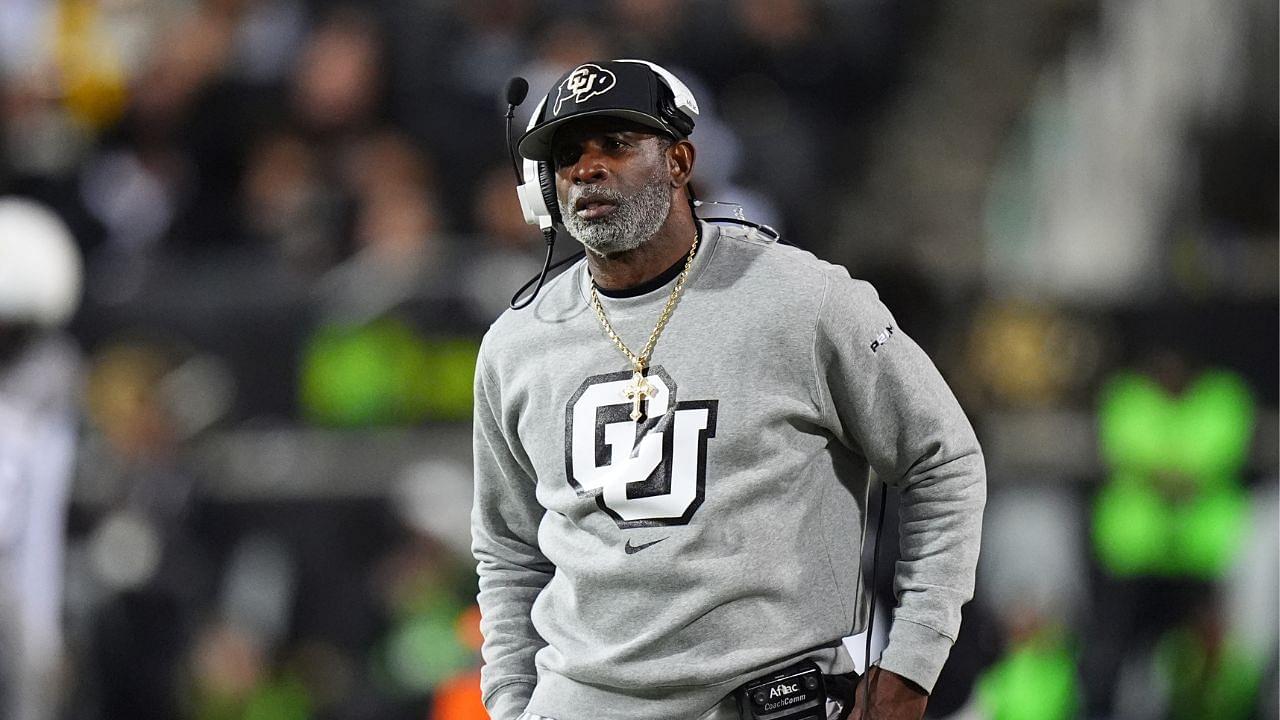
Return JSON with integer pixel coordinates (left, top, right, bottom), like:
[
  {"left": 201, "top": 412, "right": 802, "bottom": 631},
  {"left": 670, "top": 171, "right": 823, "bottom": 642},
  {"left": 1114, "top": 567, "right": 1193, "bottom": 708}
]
[{"left": 570, "top": 147, "right": 608, "bottom": 185}]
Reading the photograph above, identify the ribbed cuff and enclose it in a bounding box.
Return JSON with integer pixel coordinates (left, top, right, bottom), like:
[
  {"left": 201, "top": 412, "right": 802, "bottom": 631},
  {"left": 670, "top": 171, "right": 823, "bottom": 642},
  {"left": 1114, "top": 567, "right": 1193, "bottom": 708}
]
[
  {"left": 485, "top": 681, "right": 536, "bottom": 720},
  {"left": 876, "top": 618, "right": 955, "bottom": 693}
]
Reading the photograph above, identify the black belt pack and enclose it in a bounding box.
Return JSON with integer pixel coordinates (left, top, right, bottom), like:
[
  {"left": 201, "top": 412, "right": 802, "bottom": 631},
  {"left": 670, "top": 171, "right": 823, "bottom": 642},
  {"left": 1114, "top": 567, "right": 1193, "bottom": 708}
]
[{"left": 733, "top": 660, "right": 829, "bottom": 720}]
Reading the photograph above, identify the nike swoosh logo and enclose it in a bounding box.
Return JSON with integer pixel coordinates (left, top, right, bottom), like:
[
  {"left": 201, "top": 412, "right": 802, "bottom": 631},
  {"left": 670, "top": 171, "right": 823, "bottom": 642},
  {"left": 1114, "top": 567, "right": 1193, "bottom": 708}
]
[{"left": 623, "top": 537, "right": 669, "bottom": 554}]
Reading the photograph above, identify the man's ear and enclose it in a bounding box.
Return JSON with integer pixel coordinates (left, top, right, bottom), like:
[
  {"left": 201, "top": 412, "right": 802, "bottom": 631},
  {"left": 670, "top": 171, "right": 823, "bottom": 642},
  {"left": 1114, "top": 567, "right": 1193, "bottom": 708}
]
[{"left": 667, "top": 140, "right": 695, "bottom": 188}]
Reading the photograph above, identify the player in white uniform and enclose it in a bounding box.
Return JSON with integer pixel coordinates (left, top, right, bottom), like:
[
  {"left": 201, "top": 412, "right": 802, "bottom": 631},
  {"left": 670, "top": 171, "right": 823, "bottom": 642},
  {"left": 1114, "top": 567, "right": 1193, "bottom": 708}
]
[{"left": 0, "top": 198, "right": 84, "bottom": 720}]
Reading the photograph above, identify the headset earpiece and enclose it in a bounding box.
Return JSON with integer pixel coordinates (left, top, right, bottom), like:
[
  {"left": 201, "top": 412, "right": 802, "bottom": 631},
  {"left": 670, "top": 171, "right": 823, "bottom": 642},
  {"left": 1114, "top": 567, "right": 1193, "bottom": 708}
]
[
  {"left": 617, "top": 58, "right": 698, "bottom": 139},
  {"left": 657, "top": 91, "right": 695, "bottom": 138},
  {"left": 537, "top": 161, "right": 561, "bottom": 227},
  {"left": 516, "top": 97, "right": 558, "bottom": 230}
]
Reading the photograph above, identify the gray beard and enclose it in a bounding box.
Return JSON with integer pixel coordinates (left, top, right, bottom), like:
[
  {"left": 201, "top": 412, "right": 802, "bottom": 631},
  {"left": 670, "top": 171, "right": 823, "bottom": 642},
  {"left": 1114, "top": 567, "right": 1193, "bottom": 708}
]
[{"left": 559, "top": 166, "right": 671, "bottom": 256}]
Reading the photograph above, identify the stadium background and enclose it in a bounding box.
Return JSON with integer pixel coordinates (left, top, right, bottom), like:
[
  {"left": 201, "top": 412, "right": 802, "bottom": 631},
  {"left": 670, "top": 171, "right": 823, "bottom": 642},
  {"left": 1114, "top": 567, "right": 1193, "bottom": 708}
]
[{"left": 0, "top": 0, "right": 1276, "bottom": 718}]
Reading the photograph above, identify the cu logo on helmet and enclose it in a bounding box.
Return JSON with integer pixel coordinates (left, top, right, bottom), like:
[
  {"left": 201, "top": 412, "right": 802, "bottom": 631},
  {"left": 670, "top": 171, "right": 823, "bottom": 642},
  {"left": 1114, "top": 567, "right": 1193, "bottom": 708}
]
[{"left": 554, "top": 63, "right": 617, "bottom": 115}]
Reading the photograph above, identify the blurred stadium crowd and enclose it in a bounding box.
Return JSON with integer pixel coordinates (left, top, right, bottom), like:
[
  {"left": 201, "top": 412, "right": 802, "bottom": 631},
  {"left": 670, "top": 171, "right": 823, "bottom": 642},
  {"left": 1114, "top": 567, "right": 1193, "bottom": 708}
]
[{"left": 0, "top": 1, "right": 1275, "bottom": 719}]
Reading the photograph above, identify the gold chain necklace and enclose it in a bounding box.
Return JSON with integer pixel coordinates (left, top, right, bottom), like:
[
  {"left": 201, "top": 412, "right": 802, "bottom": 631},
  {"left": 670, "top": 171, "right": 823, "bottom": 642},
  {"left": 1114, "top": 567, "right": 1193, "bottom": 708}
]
[{"left": 589, "top": 234, "right": 699, "bottom": 421}]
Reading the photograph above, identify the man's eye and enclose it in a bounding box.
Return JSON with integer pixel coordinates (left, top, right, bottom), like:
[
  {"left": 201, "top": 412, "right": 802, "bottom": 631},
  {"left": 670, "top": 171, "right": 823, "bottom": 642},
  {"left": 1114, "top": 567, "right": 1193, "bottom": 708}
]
[{"left": 606, "top": 138, "right": 627, "bottom": 149}]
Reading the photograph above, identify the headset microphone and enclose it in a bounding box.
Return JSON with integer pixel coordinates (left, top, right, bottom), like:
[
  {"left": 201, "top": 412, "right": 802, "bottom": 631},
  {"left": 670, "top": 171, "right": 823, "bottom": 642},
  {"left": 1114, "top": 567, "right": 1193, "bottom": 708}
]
[
  {"left": 504, "top": 77, "right": 529, "bottom": 182},
  {"left": 504, "top": 76, "right": 570, "bottom": 310},
  {"left": 505, "top": 77, "right": 528, "bottom": 110}
]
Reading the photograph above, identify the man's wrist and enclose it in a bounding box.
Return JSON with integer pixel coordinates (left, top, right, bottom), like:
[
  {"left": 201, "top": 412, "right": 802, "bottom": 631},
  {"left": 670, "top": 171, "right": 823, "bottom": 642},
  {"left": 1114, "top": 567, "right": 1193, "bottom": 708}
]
[
  {"left": 877, "top": 618, "right": 953, "bottom": 693},
  {"left": 874, "top": 667, "right": 927, "bottom": 695}
]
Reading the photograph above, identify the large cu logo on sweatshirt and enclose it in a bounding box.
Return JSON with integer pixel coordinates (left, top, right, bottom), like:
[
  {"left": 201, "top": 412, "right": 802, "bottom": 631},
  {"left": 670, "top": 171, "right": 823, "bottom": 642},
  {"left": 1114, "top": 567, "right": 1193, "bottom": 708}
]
[{"left": 564, "top": 367, "right": 718, "bottom": 528}]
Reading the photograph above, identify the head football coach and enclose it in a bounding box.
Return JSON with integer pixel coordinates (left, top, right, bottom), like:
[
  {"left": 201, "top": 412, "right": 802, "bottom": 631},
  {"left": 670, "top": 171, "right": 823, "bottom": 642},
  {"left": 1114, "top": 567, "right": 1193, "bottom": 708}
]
[{"left": 471, "top": 59, "right": 986, "bottom": 720}]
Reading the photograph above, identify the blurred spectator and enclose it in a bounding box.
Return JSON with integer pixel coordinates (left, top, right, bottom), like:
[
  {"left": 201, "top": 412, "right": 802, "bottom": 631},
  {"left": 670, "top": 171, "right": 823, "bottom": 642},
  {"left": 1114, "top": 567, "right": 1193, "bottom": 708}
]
[
  {"left": 714, "top": 0, "right": 864, "bottom": 243},
  {"left": 224, "top": 0, "right": 308, "bottom": 87},
  {"left": 0, "top": 198, "right": 84, "bottom": 720},
  {"left": 99, "top": 3, "right": 241, "bottom": 253},
  {"left": 462, "top": 164, "right": 550, "bottom": 321},
  {"left": 1084, "top": 351, "right": 1260, "bottom": 716},
  {"left": 341, "top": 130, "right": 438, "bottom": 205},
  {"left": 129, "top": 5, "right": 235, "bottom": 141},
  {"left": 608, "top": 0, "right": 694, "bottom": 63},
  {"left": 299, "top": 156, "right": 478, "bottom": 426},
  {"left": 429, "top": 605, "right": 488, "bottom": 720},
  {"left": 186, "top": 533, "right": 308, "bottom": 720},
  {"left": 291, "top": 7, "right": 386, "bottom": 139},
  {"left": 973, "top": 619, "right": 1080, "bottom": 720},
  {"left": 76, "top": 338, "right": 217, "bottom": 719},
  {"left": 447, "top": 0, "right": 536, "bottom": 98},
  {"left": 1093, "top": 356, "right": 1255, "bottom": 580},
  {"left": 963, "top": 486, "right": 1087, "bottom": 720},
  {"left": 1147, "top": 601, "right": 1265, "bottom": 720},
  {"left": 239, "top": 130, "right": 341, "bottom": 274},
  {"left": 368, "top": 532, "right": 476, "bottom": 715}
]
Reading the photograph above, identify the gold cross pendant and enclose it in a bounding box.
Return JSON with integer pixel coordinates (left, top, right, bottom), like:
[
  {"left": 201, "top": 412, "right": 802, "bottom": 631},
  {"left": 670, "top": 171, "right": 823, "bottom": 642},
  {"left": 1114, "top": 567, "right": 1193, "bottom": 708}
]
[{"left": 623, "top": 369, "right": 655, "bottom": 422}]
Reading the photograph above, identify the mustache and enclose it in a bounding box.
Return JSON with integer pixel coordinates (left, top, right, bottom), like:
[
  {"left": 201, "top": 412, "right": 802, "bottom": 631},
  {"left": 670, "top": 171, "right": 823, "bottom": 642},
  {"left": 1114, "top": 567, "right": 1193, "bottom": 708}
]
[{"left": 565, "top": 184, "right": 625, "bottom": 208}]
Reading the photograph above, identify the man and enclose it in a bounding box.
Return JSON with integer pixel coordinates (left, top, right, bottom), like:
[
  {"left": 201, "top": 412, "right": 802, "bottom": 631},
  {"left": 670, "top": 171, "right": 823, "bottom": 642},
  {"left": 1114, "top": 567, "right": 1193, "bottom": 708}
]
[{"left": 471, "top": 60, "right": 985, "bottom": 720}]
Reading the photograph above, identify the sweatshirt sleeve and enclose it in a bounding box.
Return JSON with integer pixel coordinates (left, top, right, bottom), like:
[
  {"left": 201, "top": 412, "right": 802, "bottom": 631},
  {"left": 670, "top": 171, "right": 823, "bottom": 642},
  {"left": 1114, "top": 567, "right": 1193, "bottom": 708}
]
[
  {"left": 471, "top": 347, "right": 554, "bottom": 720},
  {"left": 814, "top": 275, "right": 986, "bottom": 693}
]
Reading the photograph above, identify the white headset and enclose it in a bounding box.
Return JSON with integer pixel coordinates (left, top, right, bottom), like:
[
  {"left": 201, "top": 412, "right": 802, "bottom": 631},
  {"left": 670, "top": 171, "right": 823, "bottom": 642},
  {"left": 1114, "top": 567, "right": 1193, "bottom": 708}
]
[{"left": 515, "top": 59, "right": 700, "bottom": 231}]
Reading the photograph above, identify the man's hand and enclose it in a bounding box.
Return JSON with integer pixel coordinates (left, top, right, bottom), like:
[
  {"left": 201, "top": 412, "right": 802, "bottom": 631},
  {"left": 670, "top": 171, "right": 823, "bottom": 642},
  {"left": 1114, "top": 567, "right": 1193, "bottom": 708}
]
[{"left": 848, "top": 666, "right": 928, "bottom": 720}]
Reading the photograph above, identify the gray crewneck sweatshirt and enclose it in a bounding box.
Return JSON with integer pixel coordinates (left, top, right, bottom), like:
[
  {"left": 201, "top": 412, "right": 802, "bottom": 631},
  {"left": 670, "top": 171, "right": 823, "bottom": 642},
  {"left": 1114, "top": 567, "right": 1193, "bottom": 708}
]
[{"left": 471, "top": 223, "right": 985, "bottom": 720}]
